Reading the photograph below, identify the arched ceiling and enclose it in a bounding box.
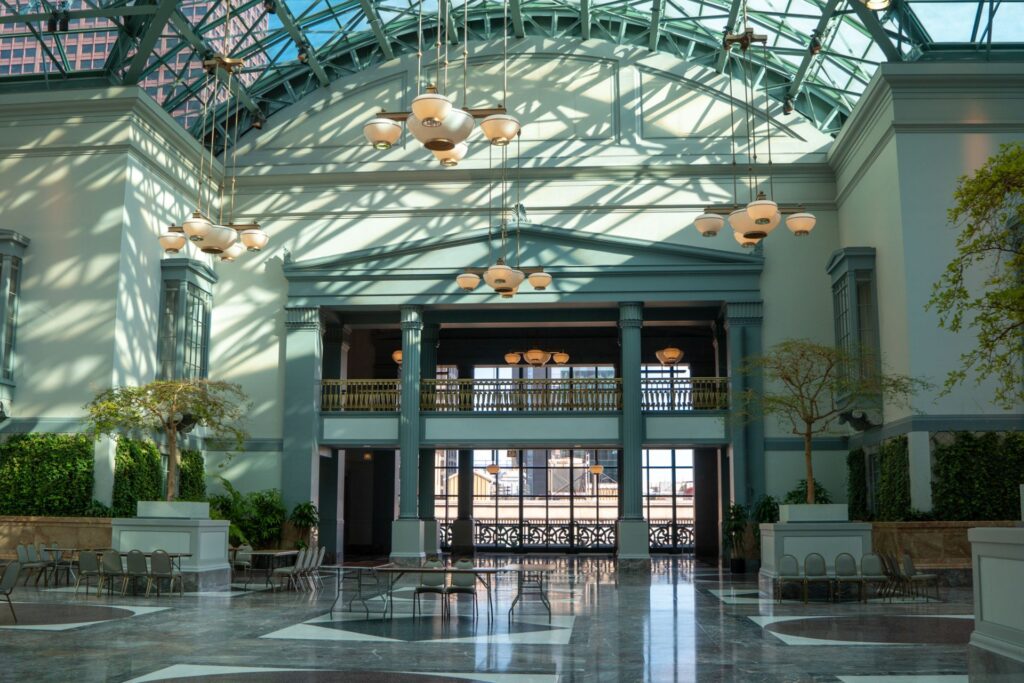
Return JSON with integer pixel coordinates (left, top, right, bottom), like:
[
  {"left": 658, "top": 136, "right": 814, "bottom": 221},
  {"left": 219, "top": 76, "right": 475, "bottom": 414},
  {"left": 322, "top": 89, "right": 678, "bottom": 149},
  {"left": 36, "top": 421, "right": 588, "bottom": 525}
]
[{"left": 0, "top": 0, "right": 1021, "bottom": 142}]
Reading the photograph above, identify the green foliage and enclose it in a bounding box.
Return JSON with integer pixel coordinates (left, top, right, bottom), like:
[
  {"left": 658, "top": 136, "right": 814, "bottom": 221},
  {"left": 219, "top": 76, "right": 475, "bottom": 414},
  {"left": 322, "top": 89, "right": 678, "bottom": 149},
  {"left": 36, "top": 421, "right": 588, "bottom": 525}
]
[
  {"left": 876, "top": 436, "right": 911, "bottom": 521},
  {"left": 723, "top": 503, "right": 749, "bottom": 558},
  {"left": 111, "top": 438, "right": 162, "bottom": 517},
  {"left": 847, "top": 448, "right": 870, "bottom": 521},
  {"left": 178, "top": 449, "right": 207, "bottom": 501},
  {"left": 783, "top": 480, "right": 832, "bottom": 505},
  {"left": 289, "top": 501, "right": 320, "bottom": 531},
  {"left": 927, "top": 142, "right": 1024, "bottom": 408},
  {"left": 0, "top": 433, "right": 95, "bottom": 516},
  {"left": 933, "top": 432, "right": 1024, "bottom": 521},
  {"left": 209, "top": 478, "right": 286, "bottom": 549},
  {"left": 83, "top": 500, "right": 113, "bottom": 518},
  {"left": 750, "top": 495, "right": 780, "bottom": 548}
]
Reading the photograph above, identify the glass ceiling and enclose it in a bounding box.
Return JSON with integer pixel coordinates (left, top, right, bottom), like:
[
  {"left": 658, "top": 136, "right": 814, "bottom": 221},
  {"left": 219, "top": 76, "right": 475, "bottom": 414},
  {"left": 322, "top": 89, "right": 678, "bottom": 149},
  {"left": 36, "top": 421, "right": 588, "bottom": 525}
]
[{"left": 0, "top": 0, "right": 1020, "bottom": 141}]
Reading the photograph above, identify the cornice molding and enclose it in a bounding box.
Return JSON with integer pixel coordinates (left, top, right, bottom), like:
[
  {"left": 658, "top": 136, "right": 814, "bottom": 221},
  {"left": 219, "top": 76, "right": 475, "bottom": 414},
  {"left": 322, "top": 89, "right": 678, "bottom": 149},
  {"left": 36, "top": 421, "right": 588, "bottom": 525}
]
[{"left": 285, "top": 306, "right": 322, "bottom": 330}]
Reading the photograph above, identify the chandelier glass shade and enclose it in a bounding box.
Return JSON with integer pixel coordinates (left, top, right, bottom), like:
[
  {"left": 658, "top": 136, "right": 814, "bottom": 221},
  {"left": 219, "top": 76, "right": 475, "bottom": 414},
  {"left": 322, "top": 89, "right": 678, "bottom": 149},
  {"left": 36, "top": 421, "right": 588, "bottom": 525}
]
[
  {"left": 183, "top": 211, "right": 213, "bottom": 242},
  {"left": 589, "top": 464, "right": 604, "bottom": 476},
  {"left": 485, "top": 463, "right": 501, "bottom": 475},
  {"left": 728, "top": 208, "right": 756, "bottom": 236},
  {"left": 747, "top": 193, "right": 778, "bottom": 225},
  {"left": 523, "top": 349, "right": 553, "bottom": 366},
  {"left": 694, "top": 213, "right": 723, "bottom": 237},
  {"left": 527, "top": 271, "right": 552, "bottom": 290},
  {"left": 551, "top": 351, "right": 570, "bottom": 365},
  {"left": 433, "top": 142, "right": 469, "bottom": 167},
  {"left": 655, "top": 347, "right": 684, "bottom": 365},
  {"left": 239, "top": 224, "right": 270, "bottom": 252},
  {"left": 862, "top": 0, "right": 891, "bottom": 9},
  {"left": 392, "top": 350, "right": 403, "bottom": 365},
  {"left": 456, "top": 271, "right": 481, "bottom": 291},
  {"left": 483, "top": 261, "right": 514, "bottom": 289},
  {"left": 505, "top": 349, "right": 568, "bottom": 365},
  {"left": 159, "top": 228, "right": 187, "bottom": 254},
  {"left": 410, "top": 92, "right": 452, "bottom": 127},
  {"left": 734, "top": 230, "right": 761, "bottom": 248},
  {"left": 785, "top": 212, "right": 817, "bottom": 236},
  {"left": 219, "top": 241, "right": 246, "bottom": 262},
  {"left": 504, "top": 352, "right": 521, "bottom": 364},
  {"left": 200, "top": 223, "right": 238, "bottom": 255},
  {"left": 480, "top": 114, "right": 521, "bottom": 146},
  {"left": 362, "top": 118, "right": 403, "bottom": 149}
]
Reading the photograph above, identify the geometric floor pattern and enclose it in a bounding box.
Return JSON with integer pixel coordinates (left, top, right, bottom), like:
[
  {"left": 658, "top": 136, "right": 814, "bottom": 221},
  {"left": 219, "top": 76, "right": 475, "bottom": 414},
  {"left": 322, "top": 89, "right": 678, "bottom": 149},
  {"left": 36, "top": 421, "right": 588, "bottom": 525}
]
[{"left": 0, "top": 555, "right": 1022, "bottom": 681}]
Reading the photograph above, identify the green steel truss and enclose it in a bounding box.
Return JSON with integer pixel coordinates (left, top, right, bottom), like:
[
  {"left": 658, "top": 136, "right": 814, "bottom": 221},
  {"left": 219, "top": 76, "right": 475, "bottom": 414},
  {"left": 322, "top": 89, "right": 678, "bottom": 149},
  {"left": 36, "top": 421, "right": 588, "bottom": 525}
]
[{"left": 0, "top": 0, "right": 1021, "bottom": 145}]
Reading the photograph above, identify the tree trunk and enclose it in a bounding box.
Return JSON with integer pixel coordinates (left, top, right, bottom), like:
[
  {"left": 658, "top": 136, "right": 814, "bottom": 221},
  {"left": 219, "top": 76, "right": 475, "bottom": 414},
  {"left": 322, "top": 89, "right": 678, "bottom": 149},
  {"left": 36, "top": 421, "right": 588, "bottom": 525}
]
[
  {"left": 166, "top": 427, "right": 178, "bottom": 502},
  {"left": 804, "top": 429, "right": 815, "bottom": 505}
]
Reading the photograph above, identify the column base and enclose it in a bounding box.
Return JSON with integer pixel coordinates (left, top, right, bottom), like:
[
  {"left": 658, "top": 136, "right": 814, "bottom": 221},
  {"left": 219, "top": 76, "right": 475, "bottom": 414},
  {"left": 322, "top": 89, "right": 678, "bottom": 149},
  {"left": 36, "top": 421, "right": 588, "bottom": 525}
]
[
  {"left": 421, "top": 519, "right": 440, "bottom": 557},
  {"left": 451, "top": 518, "right": 476, "bottom": 558},
  {"left": 616, "top": 519, "right": 651, "bottom": 566},
  {"left": 390, "top": 519, "right": 426, "bottom": 565}
]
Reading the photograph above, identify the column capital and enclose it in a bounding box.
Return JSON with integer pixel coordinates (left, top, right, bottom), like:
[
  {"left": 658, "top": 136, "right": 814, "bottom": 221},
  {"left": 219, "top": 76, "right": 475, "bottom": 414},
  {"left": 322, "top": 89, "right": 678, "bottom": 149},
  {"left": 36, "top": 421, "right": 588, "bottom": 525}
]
[
  {"left": 285, "top": 306, "right": 322, "bottom": 331},
  {"left": 400, "top": 305, "right": 423, "bottom": 331},
  {"left": 725, "top": 301, "right": 763, "bottom": 326},
  {"left": 618, "top": 302, "right": 644, "bottom": 329}
]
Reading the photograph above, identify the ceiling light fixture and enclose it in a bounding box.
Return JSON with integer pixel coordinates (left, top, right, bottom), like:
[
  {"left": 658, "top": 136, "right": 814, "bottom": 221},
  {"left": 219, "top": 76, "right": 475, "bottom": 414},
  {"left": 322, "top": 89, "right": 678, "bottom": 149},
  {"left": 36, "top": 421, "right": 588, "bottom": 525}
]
[
  {"left": 392, "top": 350, "right": 403, "bottom": 365},
  {"left": 655, "top": 347, "right": 684, "bottom": 365},
  {"left": 504, "top": 349, "right": 569, "bottom": 366},
  {"left": 860, "top": 0, "right": 891, "bottom": 10}
]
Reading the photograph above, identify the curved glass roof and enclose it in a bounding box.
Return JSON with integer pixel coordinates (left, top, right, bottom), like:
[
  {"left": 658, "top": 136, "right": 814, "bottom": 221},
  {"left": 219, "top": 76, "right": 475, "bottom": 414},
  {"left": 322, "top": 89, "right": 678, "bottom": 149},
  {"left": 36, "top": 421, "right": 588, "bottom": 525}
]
[{"left": 0, "top": 0, "right": 1021, "bottom": 140}]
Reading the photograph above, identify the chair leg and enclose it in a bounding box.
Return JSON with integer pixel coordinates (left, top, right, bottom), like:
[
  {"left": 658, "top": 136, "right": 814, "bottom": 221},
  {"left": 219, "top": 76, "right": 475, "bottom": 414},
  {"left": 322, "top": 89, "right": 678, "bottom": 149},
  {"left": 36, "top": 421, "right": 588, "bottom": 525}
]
[
  {"left": 803, "top": 580, "right": 808, "bottom": 604},
  {"left": 5, "top": 595, "right": 15, "bottom": 624},
  {"left": 145, "top": 577, "right": 153, "bottom": 598}
]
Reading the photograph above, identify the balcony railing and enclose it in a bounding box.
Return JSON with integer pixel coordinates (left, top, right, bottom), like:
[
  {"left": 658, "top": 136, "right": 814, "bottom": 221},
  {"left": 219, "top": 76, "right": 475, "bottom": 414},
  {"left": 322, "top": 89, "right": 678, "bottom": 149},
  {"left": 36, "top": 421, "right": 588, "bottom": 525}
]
[{"left": 319, "top": 377, "right": 729, "bottom": 412}]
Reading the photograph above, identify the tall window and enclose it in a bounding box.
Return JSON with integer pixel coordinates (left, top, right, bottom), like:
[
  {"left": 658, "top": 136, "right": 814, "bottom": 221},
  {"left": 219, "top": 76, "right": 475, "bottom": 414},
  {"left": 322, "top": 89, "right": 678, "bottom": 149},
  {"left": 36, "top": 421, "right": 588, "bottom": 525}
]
[
  {"left": 158, "top": 260, "right": 216, "bottom": 380},
  {"left": 0, "top": 230, "right": 29, "bottom": 385},
  {"left": 826, "top": 248, "right": 879, "bottom": 382},
  {"left": 644, "top": 448, "right": 695, "bottom": 550}
]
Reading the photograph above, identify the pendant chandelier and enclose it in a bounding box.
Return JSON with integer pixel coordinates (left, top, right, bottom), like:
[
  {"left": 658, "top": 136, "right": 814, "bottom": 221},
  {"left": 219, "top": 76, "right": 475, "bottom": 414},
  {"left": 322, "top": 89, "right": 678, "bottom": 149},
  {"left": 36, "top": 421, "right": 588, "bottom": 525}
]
[
  {"left": 362, "top": 0, "right": 522, "bottom": 167},
  {"left": 691, "top": 3, "right": 815, "bottom": 245},
  {"left": 504, "top": 349, "right": 570, "bottom": 366},
  {"left": 159, "top": 2, "right": 268, "bottom": 261},
  {"left": 655, "top": 347, "right": 684, "bottom": 365}
]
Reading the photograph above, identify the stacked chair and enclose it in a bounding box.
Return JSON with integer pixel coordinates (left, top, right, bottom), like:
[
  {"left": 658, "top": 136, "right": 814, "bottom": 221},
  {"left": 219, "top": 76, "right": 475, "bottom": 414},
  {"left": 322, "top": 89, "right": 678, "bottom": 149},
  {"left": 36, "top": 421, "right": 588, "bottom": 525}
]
[
  {"left": 773, "top": 551, "right": 942, "bottom": 603},
  {"left": 271, "top": 546, "right": 327, "bottom": 592}
]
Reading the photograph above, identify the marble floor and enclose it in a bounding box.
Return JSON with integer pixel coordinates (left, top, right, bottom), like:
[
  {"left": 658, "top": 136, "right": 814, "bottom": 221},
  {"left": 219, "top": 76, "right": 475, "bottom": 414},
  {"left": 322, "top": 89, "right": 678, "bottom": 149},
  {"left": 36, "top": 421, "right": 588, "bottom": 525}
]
[{"left": 0, "top": 556, "right": 1021, "bottom": 682}]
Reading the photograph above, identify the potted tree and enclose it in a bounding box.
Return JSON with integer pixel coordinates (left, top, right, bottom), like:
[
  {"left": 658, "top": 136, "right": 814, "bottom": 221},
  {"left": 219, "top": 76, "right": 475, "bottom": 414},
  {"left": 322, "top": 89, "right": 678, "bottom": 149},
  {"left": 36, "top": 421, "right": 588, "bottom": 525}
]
[
  {"left": 289, "top": 501, "right": 320, "bottom": 549},
  {"left": 723, "top": 503, "right": 750, "bottom": 573},
  {"left": 739, "top": 339, "right": 921, "bottom": 522}
]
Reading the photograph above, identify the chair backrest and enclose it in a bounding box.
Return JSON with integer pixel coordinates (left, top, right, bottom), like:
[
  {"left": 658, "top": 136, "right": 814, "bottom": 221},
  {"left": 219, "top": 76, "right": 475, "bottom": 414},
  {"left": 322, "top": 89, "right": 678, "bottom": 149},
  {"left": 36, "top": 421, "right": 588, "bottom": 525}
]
[
  {"left": 236, "top": 545, "right": 253, "bottom": 563},
  {"left": 100, "top": 550, "right": 123, "bottom": 574},
  {"left": 49, "top": 544, "right": 62, "bottom": 562},
  {"left": 126, "top": 550, "right": 148, "bottom": 575},
  {"left": 0, "top": 561, "right": 21, "bottom": 593},
  {"left": 778, "top": 554, "right": 800, "bottom": 577},
  {"left": 452, "top": 559, "right": 476, "bottom": 588},
  {"left": 834, "top": 552, "right": 857, "bottom": 577},
  {"left": 38, "top": 545, "right": 51, "bottom": 562},
  {"left": 421, "top": 558, "right": 445, "bottom": 587},
  {"left": 901, "top": 553, "right": 918, "bottom": 577},
  {"left": 861, "top": 553, "right": 884, "bottom": 576},
  {"left": 78, "top": 550, "right": 99, "bottom": 574},
  {"left": 150, "top": 550, "right": 173, "bottom": 576},
  {"left": 15, "top": 545, "right": 28, "bottom": 563},
  {"left": 27, "top": 545, "right": 40, "bottom": 562},
  {"left": 291, "top": 548, "right": 306, "bottom": 573},
  {"left": 804, "top": 553, "right": 827, "bottom": 577},
  {"left": 303, "top": 547, "right": 317, "bottom": 571},
  {"left": 315, "top": 546, "right": 326, "bottom": 569}
]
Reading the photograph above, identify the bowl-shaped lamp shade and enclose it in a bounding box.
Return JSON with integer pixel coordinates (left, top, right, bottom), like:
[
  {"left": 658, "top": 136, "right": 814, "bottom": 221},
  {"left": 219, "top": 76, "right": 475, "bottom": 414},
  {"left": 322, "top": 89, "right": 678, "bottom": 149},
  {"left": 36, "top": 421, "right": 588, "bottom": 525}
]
[
  {"left": 239, "top": 226, "right": 270, "bottom": 252},
  {"left": 485, "top": 463, "right": 501, "bottom": 475},
  {"left": 483, "top": 262, "right": 513, "bottom": 288},
  {"left": 410, "top": 92, "right": 452, "bottom": 127},
  {"left": 694, "top": 212, "right": 723, "bottom": 237},
  {"left": 199, "top": 223, "right": 237, "bottom": 254},
  {"left": 480, "top": 114, "right": 520, "bottom": 146},
  {"left": 363, "top": 117, "right": 403, "bottom": 149},
  {"left": 158, "top": 229, "right": 187, "bottom": 254},
  {"left": 220, "top": 241, "right": 246, "bottom": 262},
  {"left": 523, "top": 349, "right": 552, "bottom": 366},
  {"left": 504, "top": 352, "right": 521, "bottom": 365},
  {"left": 508, "top": 269, "right": 526, "bottom": 290},
  {"left": 733, "top": 230, "right": 760, "bottom": 249},
  {"left": 183, "top": 211, "right": 213, "bottom": 242},
  {"left": 391, "top": 349, "right": 403, "bottom": 365},
  {"left": 433, "top": 142, "right": 468, "bottom": 167},
  {"left": 456, "top": 272, "right": 481, "bottom": 291},
  {"left": 862, "top": 0, "right": 890, "bottom": 9},
  {"left": 527, "top": 271, "right": 552, "bottom": 290},
  {"left": 436, "top": 109, "right": 474, "bottom": 147},
  {"left": 589, "top": 464, "right": 604, "bottom": 476},
  {"left": 655, "top": 347, "right": 684, "bottom": 365},
  {"left": 758, "top": 211, "right": 782, "bottom": 237},
  {"left": 552, "top": 351, "right": 570, "bottom": 365},
  {"left": 728, "top": 208, "right": 757, "bottom": 238},
  {"left": 746, "top": 197, "right": 778, "bottom": 225},
  {"left": 406, "top": 116, "right": 453, "bottom": 150},
  {"left": 785, "top": 212, "right": 817, "bottom": 236}
]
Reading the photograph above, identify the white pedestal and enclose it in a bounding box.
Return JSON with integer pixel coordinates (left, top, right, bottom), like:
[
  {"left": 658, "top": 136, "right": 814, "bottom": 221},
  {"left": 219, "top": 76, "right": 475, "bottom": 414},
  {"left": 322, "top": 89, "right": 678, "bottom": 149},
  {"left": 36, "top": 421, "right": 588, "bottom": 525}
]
[
  {"left": 969, "top": 526, "right": 1024, "bottom": 663},
  {"left": 778, "top": 504, "right": 849, "bottom": 523},
  {"left": 111, "top": 517, "right": 230, "bottom": 590},
  {"left": 616, "top": 519, "right": 651, "bottom": 570},
  {"left": 421, "top": 519, "right": 440, "bottom": 557},
  {"left": 390, "top": 519, "right": 426, "bottom": 565},
  {"left": 759, "top": 521, "right": 872, "bottom": 579},
  {"left": 137, "top": 501, "right": 210, "bottom": 519}
]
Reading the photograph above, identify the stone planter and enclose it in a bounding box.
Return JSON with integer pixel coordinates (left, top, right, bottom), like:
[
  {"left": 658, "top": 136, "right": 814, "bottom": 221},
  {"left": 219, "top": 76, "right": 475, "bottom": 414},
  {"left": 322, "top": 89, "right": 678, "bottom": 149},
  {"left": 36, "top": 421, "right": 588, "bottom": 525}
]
[
  {"left": 137, "top": 501, "right": 210, "bottom": 519},
  {"left": 778, "top": 504, "right": 849, "bottom": 523},
  {"left": 969, "top": 526, "right": 1024, "bottom": 663},
  {"left": 0, "top": 516, "right": 112, "bottom": 559}
]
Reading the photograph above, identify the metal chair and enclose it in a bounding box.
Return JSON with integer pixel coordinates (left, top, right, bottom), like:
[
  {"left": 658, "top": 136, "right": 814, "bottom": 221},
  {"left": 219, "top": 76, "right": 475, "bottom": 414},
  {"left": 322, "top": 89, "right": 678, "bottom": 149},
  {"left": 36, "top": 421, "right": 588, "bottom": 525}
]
[
  {"left": 859, "top": 553, "right": 889, "bottom": 602},
  {"left": 413, "top": 557, "right": 447, "bottom": 618},
  {"left": 146, "top": 550, "right": 183, "bottom": 597},
  {"left": 803, "top": 553, "right": 832, "bottom": 603},
  {"left": 232, "top": 545, "right": 253, "bottom": 584},
  {"left": 1, "top": 561, "right": 21, "bottom": 623},
  {"left": 15, "top": 545, "right": 47, "bottom": 587},
  {"left": 774, "top": 554, "right": 802, "bottom": 602},
  {"left": 98, "top": 550, "right": 126, "bottom": 596},
  {"left": 833, "top": 552, "right": 863, "bottom": 601},
  {"left": 311, "top": 546, "right": 327, "bottom": 590},
  {"left": 48, "top": 544, "right": 75, "bottom": 586},
  {"left": 272, "top": 548, "right": 306, "bottom": 591},
  {"left": 75, "top": 550, "right": 101, "bottom": 596},
  {"left": 445, "top": 558, "right": 478, "bottom": 620},
  {"left": 879, "top": 553, "right": 906, "bottom": 599},
  {"left": 122, "top": 550, "right": 149, "bottom": 596},
  {"left": 901, "top": 554, "right": 941, "bottom": 601}
]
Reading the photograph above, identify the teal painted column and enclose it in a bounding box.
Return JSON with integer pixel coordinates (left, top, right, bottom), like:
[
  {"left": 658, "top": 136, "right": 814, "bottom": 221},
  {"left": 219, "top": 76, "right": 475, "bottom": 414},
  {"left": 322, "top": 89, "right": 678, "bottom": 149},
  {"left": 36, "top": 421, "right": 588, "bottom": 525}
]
[
  {"left": 282, "top": 306, "right": 323, "bottom": 513},
  {"left": 419, "top": 323, "right": 439, "bottom": 554},
  {"left": 391, "top": 306, "right": 426, "bottom": 563},
  {"left": 617, "top": 302, "right": 649, "bottom": 565},
  {"left": 451, "top": 364, "right": 476, "bottom": 556},
  {"left": 726, "top": 301, "right": 765, "bottom": 505}
]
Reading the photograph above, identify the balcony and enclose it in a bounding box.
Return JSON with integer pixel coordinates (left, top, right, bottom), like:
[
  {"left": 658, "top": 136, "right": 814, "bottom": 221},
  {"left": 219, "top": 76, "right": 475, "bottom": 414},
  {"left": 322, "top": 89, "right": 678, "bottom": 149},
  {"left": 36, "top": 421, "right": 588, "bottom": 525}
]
[{"left": 320, "top": 377, "right": 729, "bottom": 413}]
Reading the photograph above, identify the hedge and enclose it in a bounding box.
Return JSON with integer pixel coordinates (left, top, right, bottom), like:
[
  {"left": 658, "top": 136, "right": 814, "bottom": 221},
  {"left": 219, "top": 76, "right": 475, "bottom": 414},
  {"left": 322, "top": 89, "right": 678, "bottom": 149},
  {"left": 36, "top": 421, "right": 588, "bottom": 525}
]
[
  {"left": 847, "top": 448, "right": 869, "bottom": 521},
  {"left": 933, "top": 431, "right": 1024, "bottom": 521},
  {"left": 209, "top": 478, "right": 286, "bottom": 548},
  {"left": 179, "top": 449, "right": 207, "bottom": 501},
  {"left": 112, "top": 438, "right": 162, "bottom": 517},
  {"left": 0, "top": 433, "right": 94, "bottom": 515},
  {"left": 876, "top": 436, "right": 910, "bottom": 521}
]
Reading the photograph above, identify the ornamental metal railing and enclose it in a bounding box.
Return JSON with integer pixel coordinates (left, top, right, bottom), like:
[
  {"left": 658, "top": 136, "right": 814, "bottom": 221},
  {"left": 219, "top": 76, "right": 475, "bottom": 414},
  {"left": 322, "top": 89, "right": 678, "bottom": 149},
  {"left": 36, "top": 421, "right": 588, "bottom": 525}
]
[
  {"left": 319, "top": 377, "right": 728, "bottom": 412},
  {"left": 437, "top": 519, "right": 695, "bottom": 552}
]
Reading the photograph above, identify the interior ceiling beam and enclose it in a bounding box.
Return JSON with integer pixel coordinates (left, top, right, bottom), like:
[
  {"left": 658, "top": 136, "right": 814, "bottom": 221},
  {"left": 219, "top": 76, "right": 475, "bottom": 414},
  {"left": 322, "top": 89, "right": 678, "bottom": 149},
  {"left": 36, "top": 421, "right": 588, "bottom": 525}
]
[
  {"left": 510, "top": 0, "right": 525, "bottom": 39},
  {"left": 649, "top": 0, "right": 664, "bottom": 51},
  {"left": 121, "top": 0, "right": 181, "bottom": 84},
  {"left": 847, "top": 1, "right": 902, "bottom": 62},
  {"left": 447, "top": 0, "right": 460, "bottom": 44},
  {"left": 0, "top": 4, "right": 157, "bottom": 25},
  {"left": 581, "top": 0, "right": 591, "bottom": 39},
  {"left": 787, "top": 0, "right": 842, "bottom": 98},
  {"left": 714, "top": 0, "right": 745, "bottom": 72},
  {"left": 271, "top": 0, "right": 330, "bottom": 87},
  {"left": 0, "top": 0, "right": 67, "bottom": 73},
  {"left": 357, "top": 0, "right": 395, "bottom": 61}
]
